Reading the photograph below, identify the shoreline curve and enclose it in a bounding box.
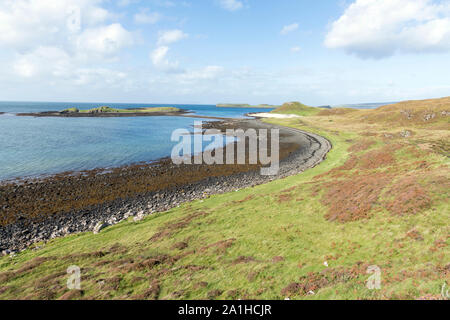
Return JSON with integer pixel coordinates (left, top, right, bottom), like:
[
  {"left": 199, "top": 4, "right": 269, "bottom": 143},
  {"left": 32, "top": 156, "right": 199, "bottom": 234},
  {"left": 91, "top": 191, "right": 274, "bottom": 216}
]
[{"left": 0, "top": 119, "right": 331, "bottom": 253}]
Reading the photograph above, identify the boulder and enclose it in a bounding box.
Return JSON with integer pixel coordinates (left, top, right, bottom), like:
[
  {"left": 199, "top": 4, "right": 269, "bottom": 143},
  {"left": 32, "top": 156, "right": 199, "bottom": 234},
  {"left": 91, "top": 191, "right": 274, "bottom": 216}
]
[
  {"left": 93, "top": 221, "right": 109, "bottom": 234},
  {"left": 133, "top": 211, "right": 145, "bottom": 222}
]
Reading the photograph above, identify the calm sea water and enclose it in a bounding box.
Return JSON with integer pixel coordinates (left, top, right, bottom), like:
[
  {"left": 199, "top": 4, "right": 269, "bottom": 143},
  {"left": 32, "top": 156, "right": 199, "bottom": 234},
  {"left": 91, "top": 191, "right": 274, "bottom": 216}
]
[
  {"left": 332, "top": 102, "right": 396, "bottom": 109},
  {"left": 0, "top": 102, "right": 273, "bottom": 181}
]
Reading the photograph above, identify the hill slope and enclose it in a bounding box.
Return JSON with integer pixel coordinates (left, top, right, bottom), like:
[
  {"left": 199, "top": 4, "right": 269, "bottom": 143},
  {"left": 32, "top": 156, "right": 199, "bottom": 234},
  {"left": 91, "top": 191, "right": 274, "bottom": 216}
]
[
  {"left": 271, "top": 102, "right": 321, "bottom": 116},
  {"left": 0, "top": 97, "right": 448, "bottom": 300},
  {"left": 348, "top": 96, "right": 450, "bottom": 129}
]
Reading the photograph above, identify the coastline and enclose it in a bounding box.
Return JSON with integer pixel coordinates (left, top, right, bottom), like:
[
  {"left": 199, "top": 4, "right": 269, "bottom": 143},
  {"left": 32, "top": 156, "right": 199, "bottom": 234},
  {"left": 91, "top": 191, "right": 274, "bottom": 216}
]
[{"left": 0, "top": 119, "right": 331, "bottom": 253}]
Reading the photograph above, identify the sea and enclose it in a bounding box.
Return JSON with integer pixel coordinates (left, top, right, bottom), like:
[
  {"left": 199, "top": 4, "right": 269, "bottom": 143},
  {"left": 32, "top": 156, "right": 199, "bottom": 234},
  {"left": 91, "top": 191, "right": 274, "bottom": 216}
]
[
  {"left": 0, "top": 101, "right": 392, "bottom": 181},
  {"left": 0, "top": 102, "right": 273, "bottom": 181},
  {"left": 332, "top": 102, "right": 396, "bottom": 109}
]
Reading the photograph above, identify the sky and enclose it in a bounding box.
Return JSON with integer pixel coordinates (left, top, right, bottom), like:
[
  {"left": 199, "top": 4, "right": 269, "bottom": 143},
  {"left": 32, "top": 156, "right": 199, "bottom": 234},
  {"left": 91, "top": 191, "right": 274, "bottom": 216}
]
[{"left": 0, "top": 0, "right": 450, "bottom": 106}]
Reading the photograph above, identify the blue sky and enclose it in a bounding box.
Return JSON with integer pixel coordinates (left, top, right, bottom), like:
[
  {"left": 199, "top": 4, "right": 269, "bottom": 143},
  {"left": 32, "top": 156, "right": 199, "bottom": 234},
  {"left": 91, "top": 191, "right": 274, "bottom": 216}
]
[{"left": 0, "top": 0, "right": 449, "bottom": 105}]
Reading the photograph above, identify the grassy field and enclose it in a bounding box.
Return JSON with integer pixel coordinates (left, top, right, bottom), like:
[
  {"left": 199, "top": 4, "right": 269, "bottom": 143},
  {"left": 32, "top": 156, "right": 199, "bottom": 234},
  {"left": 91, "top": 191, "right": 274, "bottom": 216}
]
[
  {"left": 62, "top": 106, "right": 181, "bottom": 113},
  {"left": 0, "top": 97, "right": 448, "bottom": 300}
]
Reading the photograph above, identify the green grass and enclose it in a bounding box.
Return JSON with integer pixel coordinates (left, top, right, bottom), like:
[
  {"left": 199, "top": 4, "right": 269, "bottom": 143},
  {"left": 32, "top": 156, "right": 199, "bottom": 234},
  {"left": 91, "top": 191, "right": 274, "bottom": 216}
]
[
  {"left": 0, "top": 102, "right": 448, "bottom": 300},
  {"left": 62, "top": 106, "right": 181, "bottom": 114},
  {"left": 61, "top": 107, "right": 79, "bottom": 113}
]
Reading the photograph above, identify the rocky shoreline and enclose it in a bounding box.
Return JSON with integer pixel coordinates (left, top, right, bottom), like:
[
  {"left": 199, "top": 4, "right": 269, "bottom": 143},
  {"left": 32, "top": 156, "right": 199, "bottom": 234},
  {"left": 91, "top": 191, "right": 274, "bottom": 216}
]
[{"left": 0, "top": 120, "right": 331, "bottom": 254}]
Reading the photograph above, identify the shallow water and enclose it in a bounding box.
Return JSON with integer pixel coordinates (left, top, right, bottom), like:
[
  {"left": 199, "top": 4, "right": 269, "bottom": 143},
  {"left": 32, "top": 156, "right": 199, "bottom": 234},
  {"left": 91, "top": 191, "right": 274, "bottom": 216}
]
[{"left": 0, "top": 102, "right": 272, "bottom": 181}]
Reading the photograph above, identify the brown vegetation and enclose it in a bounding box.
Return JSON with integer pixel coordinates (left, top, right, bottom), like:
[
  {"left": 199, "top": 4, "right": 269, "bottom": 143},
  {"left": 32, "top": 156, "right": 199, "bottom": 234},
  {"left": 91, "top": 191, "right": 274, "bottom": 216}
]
[
  {"left": 318, "top": 108, "right": 357, "bottom": 116},
  {"left": 231, "top": 256, "right": 257, "bottom": 265},
  {"left": 385, "top": 176, "right": 431, "bottom": 215},
  {"left": 348, "top": 139, "right": 376, "bottom": 153},
  {"left": 132, "top": 280, "right": 160, "bottom": 300},
  {"left": 207, "top": 289, "right": 223, "bottom": 299},
  {"left": 58, "top": 290, "right": 84, "bottom": 300},
  {"left": 0, "top": 256, "right": 53, "bottom": 284},
  {"left": 149, "top": 211, "right": 209, "bottom": 241},
  {"left": 321, "top": 173, "right": 391, "bottom": 222},
  {"left": 281, "top": 263, "right": 368, "bottom": 297}
]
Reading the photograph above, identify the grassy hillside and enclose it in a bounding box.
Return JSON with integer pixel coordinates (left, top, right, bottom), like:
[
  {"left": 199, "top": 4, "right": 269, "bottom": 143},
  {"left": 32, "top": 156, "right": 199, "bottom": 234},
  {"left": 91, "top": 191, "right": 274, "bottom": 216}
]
[
  {"left": 271, "top": 102, "right": 321, "bottom": 116},
  {"left": 358, "top": 97, "right": 450, "bottom": 128},
  {"left": 0, "top": 97, "right": 448, "bottom": 300}
]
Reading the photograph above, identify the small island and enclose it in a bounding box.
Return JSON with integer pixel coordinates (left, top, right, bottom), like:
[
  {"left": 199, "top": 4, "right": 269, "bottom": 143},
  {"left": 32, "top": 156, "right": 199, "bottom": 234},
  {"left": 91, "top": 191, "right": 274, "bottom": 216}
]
[{"left": 17, "top": 106, "right": 188, "bottom": 117}]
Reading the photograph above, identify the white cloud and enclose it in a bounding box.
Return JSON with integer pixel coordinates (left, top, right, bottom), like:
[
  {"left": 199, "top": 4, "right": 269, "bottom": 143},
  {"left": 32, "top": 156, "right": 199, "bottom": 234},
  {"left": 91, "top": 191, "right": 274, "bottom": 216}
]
[
  {"left": 85, "top": 6, "right": 110, "bottom": 25},
  {"left": 178, "top": 65, "right": 224, "bottom": 81},
  {"left": 0, "top": 0, "right": 135, "bottom": 89},
  {"left": 151, "top": 46, "right": 170, "bottom": 66},
  {"left": 10, "top": 45, "right": 128, "bottom": 88},
  {"left": 117, "top": 0, "right": 140, "bottom": 7},
  {"left": 0, "top": 0, "right": 111, "bottom": 50},
  {"left": 0, "top": 0, "right": 134, "bottom": 62},
  {"left": 325, "top": 0, "right": 450, "bottom": 58},
  {"left": 291, "top": 46, "right": 301, "bottom": 53},
  {"left": 13, "top": 58, "right": 37, "bottom": 78},
  {"left": 134, "top": 9, "right": 161, "bottom": 24},
  {"left": 157, "top": 29, "right": 188, "bottom": 45},
  {"left": 76, "top": 24, "right": 134, "bottom": 59},
  {"left": 219, "top": 0, "right": 243, "bottom": 12},
  {"left": 281, "top": 23, "right": 299, "bottom": 35},
  {"left": 13, "top": 46, "right": 71, "bottom": 78},
  {"left": 151, "top": 30, "right": 188, "bottom": 72},
  {"left": 150, "top": 46, "right": 182, "bottom": 72},
  {"left": 73, "top": 68, "right": 127, "bottom": 86}
]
